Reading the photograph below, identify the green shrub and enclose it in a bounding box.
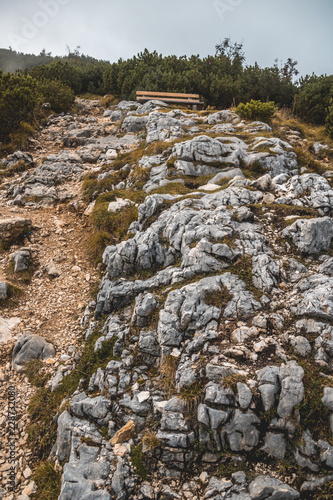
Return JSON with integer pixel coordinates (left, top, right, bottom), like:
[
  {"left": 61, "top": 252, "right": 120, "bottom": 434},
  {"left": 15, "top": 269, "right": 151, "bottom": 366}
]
[
  {"left": 236, "top": 99, "right": 277, "bottom": 122},
  {"left": 0, "top": 70, "right": 38, "bottom": 142},
  {"left": 296, "top": 75, "right": 333, "bottom": 125},
  {"left": 326, "top": 99, "right": 333, "bottom": 139},
  {"left": 37, "top": 79, "right": 75, "bottom": 113}
]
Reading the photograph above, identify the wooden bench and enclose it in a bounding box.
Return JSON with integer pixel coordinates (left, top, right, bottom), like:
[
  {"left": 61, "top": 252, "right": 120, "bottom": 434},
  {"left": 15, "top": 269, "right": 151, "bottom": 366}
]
[{"left": 136, "top": 91, "right": 204, "bottom": 110}]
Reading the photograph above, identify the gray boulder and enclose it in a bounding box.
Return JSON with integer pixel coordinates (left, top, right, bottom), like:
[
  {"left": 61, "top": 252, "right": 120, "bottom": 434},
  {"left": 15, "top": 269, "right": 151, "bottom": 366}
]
[
  {"left": 109, "top": 110, "right": 124, "bottom": 122},
  {"left": 261, "top": 432, "right": 286, "bottom": 459},
  {"left": 0, "top": 282, "right": 8, "bottom": 300},
  {"left": 252, "top": 253, "right": 280, "bottom": 293},
  {"left": 13, "top": 249, "right": 30, "bottom": 272},
  {"left": 322, "top": 387, "right": 333, "bottom": 411},
  {"left": 136, "top": 100, "right": 167, "bottom": 114},
  {"left": 121, "top": 115, "right": 147, "bottom": 133},
  {"left": 294, "top": 275, "right": 333, "bottom": 321},
  {"left": 12, "top": 334, "right": 55, "bottom": 371},
  {"left": 257, "top": 366, "right": 280, "bottom": 412},
  {"left": 275, "top": 174, "right": 333, "bottom": 214},
  {"left": 132, "top": 292, "right": 158, "bottom": 327},
  {"left": 70, "top": 395, "right": 111, "bottom": 424},
  {"left": 224, "top": 410, "right": 260, "bottom": 451},
  {"left": 282, "top": 217, "right": 333, "bottom": 254},
  {"left": 249, "top": 475, "right": 299, "bottom": 499},
  {"left": 277, "top": 361, "right": 304, "bottom": 418},
  {"left": 59, "top": 444, "right": 111, "bottom": 500},
  {"left": 145, "top": 110, "right": 190, "bottom": 144}
]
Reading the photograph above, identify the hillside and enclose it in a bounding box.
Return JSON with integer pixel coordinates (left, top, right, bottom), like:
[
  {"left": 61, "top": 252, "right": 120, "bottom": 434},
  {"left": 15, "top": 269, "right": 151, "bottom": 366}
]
[{"left": 1, "top": 97, "right": 333, "bottom": 500}]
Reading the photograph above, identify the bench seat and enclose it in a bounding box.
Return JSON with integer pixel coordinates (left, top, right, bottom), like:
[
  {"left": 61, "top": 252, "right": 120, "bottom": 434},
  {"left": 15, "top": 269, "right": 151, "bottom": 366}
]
[{"left": 136, "top": 91, "right": 204, "bottom": 108}]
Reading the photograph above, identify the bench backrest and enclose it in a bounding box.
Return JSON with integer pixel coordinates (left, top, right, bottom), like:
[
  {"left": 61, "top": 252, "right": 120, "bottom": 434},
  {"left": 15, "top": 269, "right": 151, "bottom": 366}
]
[{"left": 136, "top": 90, "right": 200, "bottom": 101}]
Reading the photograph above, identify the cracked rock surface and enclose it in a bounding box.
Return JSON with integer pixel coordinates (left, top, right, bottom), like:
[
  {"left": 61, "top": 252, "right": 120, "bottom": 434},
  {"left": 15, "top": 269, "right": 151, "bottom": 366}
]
[{"left": 2, "top": 98, "right": 333, "bottom": 499}]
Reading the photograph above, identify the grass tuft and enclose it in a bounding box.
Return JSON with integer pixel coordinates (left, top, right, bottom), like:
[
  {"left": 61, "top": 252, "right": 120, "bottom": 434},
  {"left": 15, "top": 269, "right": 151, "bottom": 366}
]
[{"left": 31, "top": 461, "right": 61, "bottom": 500}]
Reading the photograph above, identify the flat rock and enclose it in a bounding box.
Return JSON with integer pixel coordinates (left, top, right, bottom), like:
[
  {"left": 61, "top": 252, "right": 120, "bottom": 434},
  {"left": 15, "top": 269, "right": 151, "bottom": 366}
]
[{"left": 12, "top": 334, "right": 56, "bottom": 371}]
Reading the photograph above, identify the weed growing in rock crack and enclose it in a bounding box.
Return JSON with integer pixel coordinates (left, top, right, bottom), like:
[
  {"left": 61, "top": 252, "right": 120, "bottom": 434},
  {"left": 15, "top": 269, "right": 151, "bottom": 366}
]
[
  {"left": 130, "top": 443, "right": 149, "bottom": 480},
  {"left": 179, "top": 380, "right": 206, "bottom": 420},
  {"left": 295, "top": 359, "right": 333, "bottom": 442},
  {"left": 222, "top": 373, "right": 249, "bottom": 392},
  {"left": 95, "top": 188, "right": 145, "bottom": 206},
  {"left": 142, "top": 429, "right": 162, "bottom": 450},
  {"left": 90, "top": 203, "right": 138, "bottom": 233},
  {"left": 127, "top": 165, "right": 151, "bottom": 190},
  {"left": 316, "top": 481, "right": 333, "bottom": 499},
  {"left": 227, "top": 255, "right": 262, "bottom": 301},
  {"left": 86, "top": 203, "right": 138, "bottom": 263},
  {"left": 293, "top": 145, "right": 329, "bottom": 176},
  {"left": 204, "top": 287, "right": 233, "bottom": 311},
  {"left": 82, "top": 169, "right": 129, "bottom": 201},
  {"left": 27, "top": 328, "right": 118, "bottom": 459},
  {"left": 158, "top": 355, "right": 178, "bottom": 398},
  {"left": 217, "top": 454, "right": 251, "bottom": 479},
  {"left": 150, "top": 182, "right": 191, "bottom": 195},
  {"left": 274, "top": 457, "right": 306, "bottom": 489},
  {"left": 86, "top": 231, "right": 112, "bottom": 264},
  {"left": 30, "top": 461, "right": 61, "bottom": 500},
  {"left": 99, "top": 425, "right": 109, "bottom": 439},
  {"left": 5, "top": 257, "right": 38, "bottom": 284}
]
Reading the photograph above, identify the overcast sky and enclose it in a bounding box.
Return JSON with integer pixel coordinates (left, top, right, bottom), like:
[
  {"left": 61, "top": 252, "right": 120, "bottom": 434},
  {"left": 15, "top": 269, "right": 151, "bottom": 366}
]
[{"left": 0, "top": 0, "right": 332, "bottom": 77}]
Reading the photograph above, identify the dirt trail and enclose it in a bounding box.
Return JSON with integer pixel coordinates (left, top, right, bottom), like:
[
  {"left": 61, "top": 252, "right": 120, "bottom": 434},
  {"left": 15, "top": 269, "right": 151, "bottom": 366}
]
[{"left": 0, "top": 101, "right": 103, "bottom": 498}]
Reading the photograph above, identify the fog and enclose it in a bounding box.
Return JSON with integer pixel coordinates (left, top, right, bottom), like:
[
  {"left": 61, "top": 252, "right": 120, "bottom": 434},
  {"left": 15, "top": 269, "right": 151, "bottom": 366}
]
[{"left": 0, "top": 0, "right": 332, "bottom": 75}]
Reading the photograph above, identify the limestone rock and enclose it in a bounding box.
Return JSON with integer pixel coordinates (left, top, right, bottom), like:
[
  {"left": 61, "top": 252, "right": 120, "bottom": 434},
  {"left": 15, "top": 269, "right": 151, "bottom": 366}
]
[
  {"left": 249, "top": 475, "right": 300, "bottom": 499},
  {"left": 282, "top": 217, "right": 333, "bottom": 254},
  {"left": 12, "top": 334, "right": 55, "bottom": 371},
  {"left": 110, "top": 420, "right": 136, "bottom": 444},
  {"left": 107, "top": 197, "right": 135, "bottom": 213},
  {"left": 12, "top": 249, "right": 30, "bottom": 272}
]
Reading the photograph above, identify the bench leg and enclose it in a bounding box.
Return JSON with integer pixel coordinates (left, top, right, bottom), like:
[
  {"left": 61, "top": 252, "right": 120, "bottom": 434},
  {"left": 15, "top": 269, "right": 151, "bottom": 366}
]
[{"left": 192, "top": 105, "right": 197, "bottom": 111}]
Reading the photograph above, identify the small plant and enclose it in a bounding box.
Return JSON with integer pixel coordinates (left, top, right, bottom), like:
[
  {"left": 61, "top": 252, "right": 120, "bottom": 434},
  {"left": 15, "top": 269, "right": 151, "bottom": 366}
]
[
  {"left": 222, "top": 373, "right": 249, "bottom": 392},
  {"left": 179, "top": 381, "right": 205, "bottom": 414},
  {"left": 142, "top": 429, "right": 162, "bottom": 450},
  {"left": 150, "top": 182, "right": 190, "bottom": 196},
  {"left": 25, "top": 359, "right": 50, "bottom": 387},
  {"left": 236, "top": 100, "right": 277, "bottom": 123},
  {"left": 101, "top": 94, "right": 118, "bottom": 108},
  {"left": 130, "top": 443, "right": 148, "bottom": 480},
  {"left": 205, "top": 287, "right": 232, "bottom": 310},
  {"left": 317, "top": 481, "right": 333, "bottom": 499},
  {"left": 158, "top": 355, "right": 178, "bottom": 398},
  {"left": 228, "top": 255, "right": 262, "bottom": 301},
  {"left": 296, "top": 359, "right": 333, "bottom": 442},
  {"left": 31, "top": 461, "right": 61, "bottom": 500},
  {"left": 86, "top": 203, "right": 138, "bottom": 263}
]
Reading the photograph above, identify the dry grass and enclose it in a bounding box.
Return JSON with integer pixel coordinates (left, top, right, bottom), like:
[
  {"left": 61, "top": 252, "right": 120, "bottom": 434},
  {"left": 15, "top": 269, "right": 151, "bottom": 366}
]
[
  {"left": 273, "top": 108, "right": 333, "bottom": 148},
  {"left": 31, "top": 461, "right": 61, "bottom": 500},
  {"left": 87, "top": 203, "right": 138, "bottom": 263},
  {"left": 158, "top": 355, "right": 178, "bottom": 398},
  {"left": 142, "top": 429, "right": 162, "bottom": 450}
]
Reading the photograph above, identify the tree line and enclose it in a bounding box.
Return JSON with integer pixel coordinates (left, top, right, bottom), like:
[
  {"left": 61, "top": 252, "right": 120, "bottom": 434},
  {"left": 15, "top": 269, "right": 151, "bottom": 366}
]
[{"left": 1, "top": 40, "right": 333, "bottom": 147}]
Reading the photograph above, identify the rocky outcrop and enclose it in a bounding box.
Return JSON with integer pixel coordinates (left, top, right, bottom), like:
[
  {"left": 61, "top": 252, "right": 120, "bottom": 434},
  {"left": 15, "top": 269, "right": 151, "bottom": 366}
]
[{"left": 5, "top": 98, "right": 333, "bottom": 499}]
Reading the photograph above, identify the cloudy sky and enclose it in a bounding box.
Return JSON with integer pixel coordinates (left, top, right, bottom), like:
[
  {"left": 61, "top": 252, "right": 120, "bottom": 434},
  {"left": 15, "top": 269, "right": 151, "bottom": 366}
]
[{"left": 0, "top": 0, "right": 332, "bottom": 76}]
